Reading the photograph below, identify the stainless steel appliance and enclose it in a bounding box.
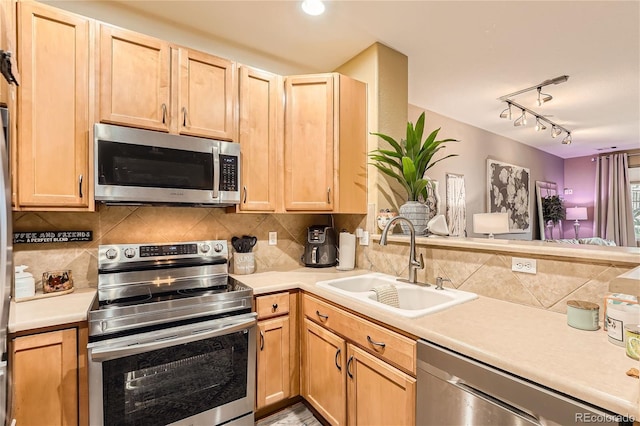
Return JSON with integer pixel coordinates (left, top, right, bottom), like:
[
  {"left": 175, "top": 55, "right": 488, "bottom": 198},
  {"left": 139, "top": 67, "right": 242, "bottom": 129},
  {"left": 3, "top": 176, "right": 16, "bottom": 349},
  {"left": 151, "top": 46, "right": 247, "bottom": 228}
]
[
  {"left": 94, "top": 123, "right": 240, "bottom": 206},
  {"left": 417, "top": 340, "right": 624, "bottom": 426},
  {"left": 302, "top": 225, "right": 337, "bottom": 267},
  {"left": 0, "top": 107, "right": 11, "bottom": 424},
  {"left": 88, "top": 240, "right": 256, "bottom": 426}
]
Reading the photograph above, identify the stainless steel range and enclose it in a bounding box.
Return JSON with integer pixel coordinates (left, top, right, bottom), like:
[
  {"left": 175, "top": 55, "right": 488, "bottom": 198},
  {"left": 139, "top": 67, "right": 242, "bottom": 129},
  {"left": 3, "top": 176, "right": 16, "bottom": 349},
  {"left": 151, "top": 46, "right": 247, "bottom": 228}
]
[{"left": 87, "top": 240, "right": 256, "bottom": 426}]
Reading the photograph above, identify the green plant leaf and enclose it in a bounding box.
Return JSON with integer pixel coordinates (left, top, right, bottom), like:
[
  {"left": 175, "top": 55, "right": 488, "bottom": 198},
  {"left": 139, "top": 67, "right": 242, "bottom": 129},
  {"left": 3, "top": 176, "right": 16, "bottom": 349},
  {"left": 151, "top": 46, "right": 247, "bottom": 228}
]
[{"left": 369, "top": 114, "right": 460, "bottom": 202}]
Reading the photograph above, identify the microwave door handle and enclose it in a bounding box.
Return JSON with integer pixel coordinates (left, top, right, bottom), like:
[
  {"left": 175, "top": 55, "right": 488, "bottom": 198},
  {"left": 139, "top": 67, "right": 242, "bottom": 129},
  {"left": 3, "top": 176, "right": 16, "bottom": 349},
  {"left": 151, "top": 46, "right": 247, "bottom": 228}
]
[{"left": 212, "top": 145, "right": 220, "bottom": 199}]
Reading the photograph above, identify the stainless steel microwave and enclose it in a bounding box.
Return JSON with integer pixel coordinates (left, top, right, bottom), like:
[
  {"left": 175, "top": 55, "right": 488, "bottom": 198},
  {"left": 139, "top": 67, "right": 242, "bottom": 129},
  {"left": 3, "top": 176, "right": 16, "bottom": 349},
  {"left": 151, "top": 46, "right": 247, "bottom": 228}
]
[{"left": 94, "top": 123, "right": 240, "bottom": 206}]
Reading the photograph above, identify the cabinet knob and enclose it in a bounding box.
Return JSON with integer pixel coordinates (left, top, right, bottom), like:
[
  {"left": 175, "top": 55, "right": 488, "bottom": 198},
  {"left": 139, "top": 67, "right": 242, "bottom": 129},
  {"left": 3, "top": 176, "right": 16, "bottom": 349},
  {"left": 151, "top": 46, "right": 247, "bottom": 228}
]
[{"left": 272, "top": 303, "right": 278, "bottom": 311}]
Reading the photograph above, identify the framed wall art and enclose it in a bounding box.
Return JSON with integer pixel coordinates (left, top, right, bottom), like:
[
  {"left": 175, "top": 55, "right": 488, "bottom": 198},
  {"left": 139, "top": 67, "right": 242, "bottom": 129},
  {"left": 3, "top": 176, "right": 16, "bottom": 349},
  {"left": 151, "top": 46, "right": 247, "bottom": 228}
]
[{"left": 486, "top": 159, "right": 530, "bottom": 233}]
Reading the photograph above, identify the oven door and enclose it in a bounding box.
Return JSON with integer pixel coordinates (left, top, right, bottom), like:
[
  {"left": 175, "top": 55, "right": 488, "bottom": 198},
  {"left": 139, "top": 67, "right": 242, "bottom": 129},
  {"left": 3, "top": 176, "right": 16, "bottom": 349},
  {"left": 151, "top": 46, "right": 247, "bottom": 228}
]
[{"left": 88, "top": 313, "right": 256, "bottom": 426}]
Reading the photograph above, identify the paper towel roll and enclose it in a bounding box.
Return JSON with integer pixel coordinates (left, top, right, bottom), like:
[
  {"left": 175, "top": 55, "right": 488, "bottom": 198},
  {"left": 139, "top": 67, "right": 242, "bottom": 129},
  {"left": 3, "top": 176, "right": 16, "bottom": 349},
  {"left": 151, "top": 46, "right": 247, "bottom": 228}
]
[{"left": 337, "top": 231, "right": 356, "bottom": 271}]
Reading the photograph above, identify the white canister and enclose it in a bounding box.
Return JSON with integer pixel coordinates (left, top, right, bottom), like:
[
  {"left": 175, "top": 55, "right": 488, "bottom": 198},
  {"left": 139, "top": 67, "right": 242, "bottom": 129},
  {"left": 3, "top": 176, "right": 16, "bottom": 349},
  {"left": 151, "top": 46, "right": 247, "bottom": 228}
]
[
  {"left": 14, "top": 265, "right": 36, "bottom": 299},
  {"left": 606, "top": 299, "right": 640, "bottom": 346},
  {"left": 233, "top": 252, "right": 255, "bottom": 275}
]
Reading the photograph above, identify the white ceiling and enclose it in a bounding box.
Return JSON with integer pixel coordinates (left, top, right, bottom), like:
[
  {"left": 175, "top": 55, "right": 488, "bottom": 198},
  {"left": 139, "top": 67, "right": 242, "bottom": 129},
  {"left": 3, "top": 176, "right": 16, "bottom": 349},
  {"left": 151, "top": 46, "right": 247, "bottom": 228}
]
[{"left": 103, "top": 1, "right": 640, "bottom": 159}]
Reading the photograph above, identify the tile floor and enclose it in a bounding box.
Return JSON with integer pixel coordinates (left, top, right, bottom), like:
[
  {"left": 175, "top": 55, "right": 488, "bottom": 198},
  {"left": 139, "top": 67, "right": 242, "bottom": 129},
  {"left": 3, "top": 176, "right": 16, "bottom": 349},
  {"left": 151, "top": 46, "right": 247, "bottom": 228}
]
[{"left": 255, "top": 402, "right": 322, "bottom": 426}]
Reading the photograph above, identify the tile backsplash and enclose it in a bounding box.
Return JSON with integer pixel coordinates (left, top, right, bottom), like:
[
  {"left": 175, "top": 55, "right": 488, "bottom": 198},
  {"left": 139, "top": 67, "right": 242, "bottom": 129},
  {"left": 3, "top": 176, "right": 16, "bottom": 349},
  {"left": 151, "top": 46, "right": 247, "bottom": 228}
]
[
  {"left": 12, "top": 206, "right": 332, "bottom": 291},
  {"left": 335, "top": 214, "right": 635, "bottom": 319},
  {"left": 13, "top": 209, "right": 635, "bottom": 319}
]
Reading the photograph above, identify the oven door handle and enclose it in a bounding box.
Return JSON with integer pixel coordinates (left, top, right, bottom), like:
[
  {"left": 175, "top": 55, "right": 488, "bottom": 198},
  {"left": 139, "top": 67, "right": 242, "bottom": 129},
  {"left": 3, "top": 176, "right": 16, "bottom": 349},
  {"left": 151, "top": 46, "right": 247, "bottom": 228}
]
[{"left": 90, "top": 316, "right": 257, "bottom": 362}]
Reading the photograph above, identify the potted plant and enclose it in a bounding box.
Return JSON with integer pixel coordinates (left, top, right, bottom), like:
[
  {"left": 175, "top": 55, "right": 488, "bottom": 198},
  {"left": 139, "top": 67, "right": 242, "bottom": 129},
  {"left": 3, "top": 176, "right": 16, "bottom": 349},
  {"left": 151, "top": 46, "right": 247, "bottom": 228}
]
[
  {"left": 541, "top": 195, "right": 565, "bottom": 239},
  {"left": 369, "top": 112, "right": 459, "bottom": 234}
]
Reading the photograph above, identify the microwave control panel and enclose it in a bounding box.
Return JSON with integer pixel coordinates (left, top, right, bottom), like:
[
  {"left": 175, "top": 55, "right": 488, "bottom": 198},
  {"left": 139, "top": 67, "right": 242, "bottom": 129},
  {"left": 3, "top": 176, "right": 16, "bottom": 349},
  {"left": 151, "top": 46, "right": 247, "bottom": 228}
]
[{"left": 219, "top": 154, "right": 238, "bottom": 191}]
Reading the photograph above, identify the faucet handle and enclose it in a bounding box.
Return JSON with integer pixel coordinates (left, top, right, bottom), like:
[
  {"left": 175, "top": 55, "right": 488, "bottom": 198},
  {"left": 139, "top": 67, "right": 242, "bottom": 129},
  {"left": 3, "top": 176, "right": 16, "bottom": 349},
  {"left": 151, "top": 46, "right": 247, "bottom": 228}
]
[{"left": 418, "top": 253, "right": 424, "bottom": 269}]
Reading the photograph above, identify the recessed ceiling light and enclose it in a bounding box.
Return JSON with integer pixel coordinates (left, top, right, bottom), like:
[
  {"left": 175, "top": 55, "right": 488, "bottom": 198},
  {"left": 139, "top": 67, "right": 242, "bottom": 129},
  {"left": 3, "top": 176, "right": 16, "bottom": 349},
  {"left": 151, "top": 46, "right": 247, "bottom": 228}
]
[{"left": 302, "top": 0, "right": 325, "bottom": 16}]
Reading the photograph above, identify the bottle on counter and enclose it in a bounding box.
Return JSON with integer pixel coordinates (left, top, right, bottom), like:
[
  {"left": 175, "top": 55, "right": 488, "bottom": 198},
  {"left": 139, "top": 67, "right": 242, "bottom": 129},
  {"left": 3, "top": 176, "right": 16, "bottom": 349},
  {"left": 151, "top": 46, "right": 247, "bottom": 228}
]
[{"left": 14, "top": 265, "right": 36, "bottom": 300}]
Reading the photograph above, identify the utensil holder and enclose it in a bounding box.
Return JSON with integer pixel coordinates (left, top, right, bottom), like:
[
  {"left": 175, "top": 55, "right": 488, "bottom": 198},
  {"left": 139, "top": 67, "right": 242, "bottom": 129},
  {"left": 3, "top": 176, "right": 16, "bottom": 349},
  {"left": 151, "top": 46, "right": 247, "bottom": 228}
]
[{"left": 233, "top": 252, "right": 255, "bottom": 275}]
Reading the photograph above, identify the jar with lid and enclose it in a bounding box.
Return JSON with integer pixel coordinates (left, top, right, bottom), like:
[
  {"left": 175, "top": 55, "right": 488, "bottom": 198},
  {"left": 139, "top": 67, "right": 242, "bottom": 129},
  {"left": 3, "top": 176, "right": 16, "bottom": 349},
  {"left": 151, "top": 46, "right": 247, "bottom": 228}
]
[{"left": 14, "top": 265, "right": 36, "bottom": 299}]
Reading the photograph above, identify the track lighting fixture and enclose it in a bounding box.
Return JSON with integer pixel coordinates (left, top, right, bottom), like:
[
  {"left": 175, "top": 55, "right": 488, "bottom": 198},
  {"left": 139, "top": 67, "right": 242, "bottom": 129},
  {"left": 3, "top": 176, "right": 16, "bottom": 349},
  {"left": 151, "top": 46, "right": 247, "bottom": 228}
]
[
  {"left": 498, "top": 75, "right": 572, "bottom": 145},
  {"left": 537, "top": 87, "right": 552, "bottom": 106},
  {"left": 513, "top": 109, "right": 526, "bottom": 127},
  {"left": 498, "top": 75, "right": 569, "bottom": 101},
  {"left": 500, "top": 102, "right": 512, "bottom": 120}
]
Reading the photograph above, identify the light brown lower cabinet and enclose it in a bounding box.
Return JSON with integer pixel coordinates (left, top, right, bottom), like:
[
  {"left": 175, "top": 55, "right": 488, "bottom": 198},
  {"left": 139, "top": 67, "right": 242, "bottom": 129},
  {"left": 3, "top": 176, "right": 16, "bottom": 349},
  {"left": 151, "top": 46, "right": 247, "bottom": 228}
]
[
  {"left": 257, "top": 315, "right": 291, "bottom": 407},
  {"left": 11, "top": 328, "right": 79, "bottom": 426},
  {"left": 346, "top": 344, "right": 416, "bottom": 425},
  {"left": 302, "top": 318, "right": 347, "bottom": 425},
  {"left": 255, "top": 291, "right": 299, "bottom": 412},
  {"left": 301, "top": 296, "right": 416, "bottom": 426}
]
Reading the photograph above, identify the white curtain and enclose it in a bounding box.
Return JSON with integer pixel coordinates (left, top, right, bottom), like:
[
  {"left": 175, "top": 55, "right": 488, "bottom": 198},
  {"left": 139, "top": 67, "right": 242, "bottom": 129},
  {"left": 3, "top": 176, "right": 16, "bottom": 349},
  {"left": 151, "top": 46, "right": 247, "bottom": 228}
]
[{"left": 593, "top": 153, "right": 635, "bottom": 246}]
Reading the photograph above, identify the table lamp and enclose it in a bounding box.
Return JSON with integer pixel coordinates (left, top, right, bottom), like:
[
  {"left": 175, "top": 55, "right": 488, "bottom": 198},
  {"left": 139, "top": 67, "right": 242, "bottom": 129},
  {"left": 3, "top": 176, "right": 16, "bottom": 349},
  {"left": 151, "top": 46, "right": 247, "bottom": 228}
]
[
  {"left": 566, "top": 206, "right": 588, "bottom": 239},
  {"left": 473, "top": 213, "right": 510, "bottom": 238}
]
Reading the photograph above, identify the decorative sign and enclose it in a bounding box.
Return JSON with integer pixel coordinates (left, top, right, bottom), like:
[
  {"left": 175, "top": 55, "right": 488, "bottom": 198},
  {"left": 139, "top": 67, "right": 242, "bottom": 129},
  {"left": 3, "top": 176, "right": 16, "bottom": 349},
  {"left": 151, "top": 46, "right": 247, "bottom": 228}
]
[{"left": 13, "top": 231, "right": 93, "bottom": 244}]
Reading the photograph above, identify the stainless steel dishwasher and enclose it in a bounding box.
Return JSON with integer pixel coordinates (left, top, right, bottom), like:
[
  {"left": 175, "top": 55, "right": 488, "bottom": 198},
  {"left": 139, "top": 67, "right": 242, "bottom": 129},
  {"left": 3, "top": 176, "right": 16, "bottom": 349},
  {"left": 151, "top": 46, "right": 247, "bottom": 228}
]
[{"left": 417, "top": 340, "right": 628, "bottom": 426}]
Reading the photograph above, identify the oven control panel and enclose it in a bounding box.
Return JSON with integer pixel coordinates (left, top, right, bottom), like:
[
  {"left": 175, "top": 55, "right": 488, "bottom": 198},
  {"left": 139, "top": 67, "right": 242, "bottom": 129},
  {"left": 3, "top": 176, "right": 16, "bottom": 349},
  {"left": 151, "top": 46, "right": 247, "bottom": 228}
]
[{"left": 98, "top": 240, "right": 228, "bottom": 265}]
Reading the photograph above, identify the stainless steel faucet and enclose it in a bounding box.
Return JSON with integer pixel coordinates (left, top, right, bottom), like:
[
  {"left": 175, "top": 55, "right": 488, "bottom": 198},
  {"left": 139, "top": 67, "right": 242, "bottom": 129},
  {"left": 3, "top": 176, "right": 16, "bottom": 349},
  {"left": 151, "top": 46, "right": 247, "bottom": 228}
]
[{"left": 379, "top": 216, "right": 424, "bottom": 284}]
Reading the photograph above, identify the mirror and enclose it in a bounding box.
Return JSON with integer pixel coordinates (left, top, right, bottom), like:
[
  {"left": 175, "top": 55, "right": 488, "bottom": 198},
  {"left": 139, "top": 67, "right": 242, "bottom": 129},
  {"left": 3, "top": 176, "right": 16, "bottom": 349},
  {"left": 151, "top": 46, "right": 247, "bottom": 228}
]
[{"left": 535, "top": 181, "right": 558, "bottom": 240}]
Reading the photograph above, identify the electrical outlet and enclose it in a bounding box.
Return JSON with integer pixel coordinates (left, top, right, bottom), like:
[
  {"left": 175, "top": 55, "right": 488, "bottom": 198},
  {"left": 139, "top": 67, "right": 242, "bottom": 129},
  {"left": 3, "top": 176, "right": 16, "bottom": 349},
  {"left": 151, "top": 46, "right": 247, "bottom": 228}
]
[
  {"left": 564, "top": 188, "right": 573, "bottom": 195},
  {"left": 511, "top": 257, "right": 537, "bottom": 274},
  {"left": 268, "top": 232, "right": 277, "bottom": 246},
  {"left": 359, "top": 231, "right": 370, "bottom": 246}
]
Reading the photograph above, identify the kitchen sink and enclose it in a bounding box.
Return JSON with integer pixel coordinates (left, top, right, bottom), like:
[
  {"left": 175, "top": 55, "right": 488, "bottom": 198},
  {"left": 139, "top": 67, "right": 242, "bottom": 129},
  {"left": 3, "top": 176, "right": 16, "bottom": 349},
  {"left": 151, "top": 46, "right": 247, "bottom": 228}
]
[{"left": 316, "top": 273, "right": 477, "bottom": 318}]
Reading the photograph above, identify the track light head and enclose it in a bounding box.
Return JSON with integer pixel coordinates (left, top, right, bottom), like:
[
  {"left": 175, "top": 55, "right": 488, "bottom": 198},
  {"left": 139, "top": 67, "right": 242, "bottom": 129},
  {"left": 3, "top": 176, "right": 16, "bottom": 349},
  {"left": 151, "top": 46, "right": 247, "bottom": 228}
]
[
  {"left": 562, "top": 132, "right": 572, "bottom": 145},
  {"left": 535, "top": 117, "right": 547, "bottom": 131},
  {"left": 551, "top": 125, "right": 563, "bottom": 138},
  {"left": 514, "top": 109, "right": 526, "bottom": 127},
  {"left": 536, "top": 87, "right": 552, "bottom": 106},
  {"left": 500, "top": 102, "right": 512, "bottom": 119}
]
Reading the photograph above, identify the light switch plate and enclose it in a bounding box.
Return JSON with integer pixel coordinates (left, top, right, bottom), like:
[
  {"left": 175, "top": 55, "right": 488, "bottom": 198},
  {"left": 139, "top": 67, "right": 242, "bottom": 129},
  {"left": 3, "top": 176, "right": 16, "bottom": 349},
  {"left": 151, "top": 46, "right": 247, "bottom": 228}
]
[
  {"left": 512, "top": 257, "right": 537, "bottom": 274},
  {"left": 268, "top": 232, "right": 277, "bottom": 246}
]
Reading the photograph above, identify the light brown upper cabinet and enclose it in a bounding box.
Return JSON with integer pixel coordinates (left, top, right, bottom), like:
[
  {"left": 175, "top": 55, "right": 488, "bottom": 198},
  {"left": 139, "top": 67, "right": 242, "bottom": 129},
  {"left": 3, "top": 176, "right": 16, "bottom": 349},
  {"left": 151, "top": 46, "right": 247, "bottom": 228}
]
[
  {"left": 238, "top": 66, "right": 282, "bottom": 212},
  {"left": 177, "top": 48, "right": 236, "bottom": 140},
  {"left": 17, "top": 1, "right": 93, "bottom": 210},
  {"left": 284, "top": 73, "right": 366, "bottom": 213},
  {"left": 0, "top": 0, "right": 16, "bottom": 107},
  {"left": 99, "top": 24, "right": 236, "bottom": 140}
]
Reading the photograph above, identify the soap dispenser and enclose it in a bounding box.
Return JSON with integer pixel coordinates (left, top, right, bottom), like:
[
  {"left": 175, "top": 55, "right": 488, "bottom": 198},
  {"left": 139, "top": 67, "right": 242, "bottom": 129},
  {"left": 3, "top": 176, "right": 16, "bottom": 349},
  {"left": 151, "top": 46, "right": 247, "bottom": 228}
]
[{"left": 15, "top": 265, "right": 36, "bottom": 299}]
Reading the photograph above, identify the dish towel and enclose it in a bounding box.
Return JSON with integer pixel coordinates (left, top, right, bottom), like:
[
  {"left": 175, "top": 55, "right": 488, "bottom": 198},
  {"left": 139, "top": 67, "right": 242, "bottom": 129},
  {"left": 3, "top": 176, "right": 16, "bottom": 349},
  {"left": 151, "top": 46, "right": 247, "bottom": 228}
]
[{"left": 372, "top": 284, "right": 399, "bottom": 308}]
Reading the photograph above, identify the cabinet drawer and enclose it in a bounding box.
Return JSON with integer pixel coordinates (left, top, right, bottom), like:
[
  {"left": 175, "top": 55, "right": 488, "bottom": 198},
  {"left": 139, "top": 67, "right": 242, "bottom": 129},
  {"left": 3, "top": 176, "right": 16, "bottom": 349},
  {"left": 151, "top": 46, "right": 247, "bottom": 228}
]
[
  {"left": 256, "top": 292, "right": 290, "bottom": 319},
  {"left": 303, "top": 294, "right": 416, "bottom": 375}
]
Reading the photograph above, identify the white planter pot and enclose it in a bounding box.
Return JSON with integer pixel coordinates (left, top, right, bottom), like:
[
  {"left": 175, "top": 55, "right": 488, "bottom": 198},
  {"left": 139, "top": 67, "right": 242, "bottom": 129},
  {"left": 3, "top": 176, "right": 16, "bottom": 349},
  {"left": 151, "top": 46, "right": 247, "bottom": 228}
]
[{"left": 398, "top": 201, "right": 429, "bottom": 235}]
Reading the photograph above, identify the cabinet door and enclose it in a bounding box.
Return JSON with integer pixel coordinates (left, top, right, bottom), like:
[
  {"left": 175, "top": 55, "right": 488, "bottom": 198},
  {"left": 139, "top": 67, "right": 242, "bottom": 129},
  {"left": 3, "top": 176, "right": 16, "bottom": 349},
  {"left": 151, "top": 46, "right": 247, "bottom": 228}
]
[
  {"left": 0, "top": 0, "right": 15, "bottom": 106},
  {"left": 17, "top": 1, "right": 92, "bottom": 209},
  {"left": 256, "top": 316, "right": 290, "bottom": 409},
  {"left": 99, "top": 24, "right": 170, "bottom": 132},
  {"left": 177, "top": 48, "right": 236, "bottom": 140},
  {"left": 284, "top": 74, "right": 335, "bottom": 211},
  {"left": 302, "top": 318, "right": 346, "bottom": 426},
  {"left": 346, "top": 344, "right": 416, "bottom": 426},
  {"left": 238, "top": 66, "right": 280, "bottom": 212},
  {"left": 12, "top": 328, "right": 78, "bottom": 426}
]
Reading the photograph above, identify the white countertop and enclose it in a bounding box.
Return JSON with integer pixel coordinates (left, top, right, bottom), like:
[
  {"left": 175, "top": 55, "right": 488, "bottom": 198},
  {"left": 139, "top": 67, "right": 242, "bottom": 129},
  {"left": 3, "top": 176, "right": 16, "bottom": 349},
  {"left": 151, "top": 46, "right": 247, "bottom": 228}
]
[
  {"left": 8, "top": 268, "right": 639, "bottom": 419},
  {"left": 8, "top": 288, "right": 96, "bottom": 333},
  {"left": 233, "top": 268, "right": 640, "bottom": 419}
]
